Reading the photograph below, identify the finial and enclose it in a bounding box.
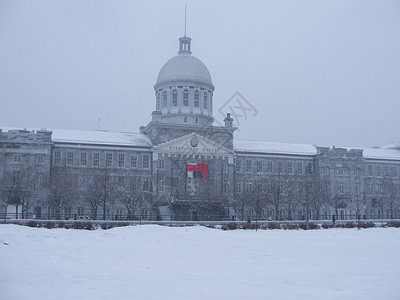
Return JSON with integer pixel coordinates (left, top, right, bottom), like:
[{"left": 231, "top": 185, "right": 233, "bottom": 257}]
[
  {"left": 178, "top": 5, "right": 191, "bottom": 55},
  {"left": 184, "top": 5, "right": 187, "bottom": 37}
]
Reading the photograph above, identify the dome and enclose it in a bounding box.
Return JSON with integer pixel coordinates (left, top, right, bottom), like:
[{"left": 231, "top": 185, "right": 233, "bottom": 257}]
[
  {"left": 154, "top": 36, "right": 214, "bottom": 90},
  {"left": 155, "top": 54, "right": 213, "bottom": 88}
]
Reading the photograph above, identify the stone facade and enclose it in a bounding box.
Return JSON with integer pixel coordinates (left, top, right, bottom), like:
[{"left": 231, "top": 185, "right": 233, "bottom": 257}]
[{"left": 1, "top": 35, "right": 399, "bottom": 221}]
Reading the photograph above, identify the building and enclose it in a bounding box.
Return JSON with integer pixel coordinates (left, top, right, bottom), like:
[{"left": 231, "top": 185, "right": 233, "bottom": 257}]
[{"left": 1, "top": 34, "right": 400, "bottom": 221}]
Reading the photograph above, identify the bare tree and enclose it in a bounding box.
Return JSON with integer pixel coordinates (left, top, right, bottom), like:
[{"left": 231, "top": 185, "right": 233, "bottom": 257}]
[
  {"left": 116, "top": 177, "right": 141, "bottom": 220},
  {"left": 268, "top": 175, "right": 285, "bottom": 221},
  {"left": 382, "top": 177, "right": 400, "bottom": 219},
  {"left": 49, "top": 166, "right": 76, "bottom": 219},
  {"left": 309, "top": 176, "right": 330, "bottom": 220}
]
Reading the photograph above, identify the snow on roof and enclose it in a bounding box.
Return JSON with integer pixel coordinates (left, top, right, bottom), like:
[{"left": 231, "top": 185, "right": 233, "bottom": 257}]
[
  {"left": 363, "top": 148, "right": 400, "bottom": 161},
  {"left": 381, "top": 141, "right": 400, "bottom": 150},
  {"left": 234, "top": 140, "right": 317, "bottom": 156},
  {"left": 1, "top": 127, "right": 152, "bottom": 148}
]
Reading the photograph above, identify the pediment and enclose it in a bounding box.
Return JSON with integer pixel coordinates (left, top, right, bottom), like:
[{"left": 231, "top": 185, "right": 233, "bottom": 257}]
[{"left": 154, "top": 132, "right": 234, "bottom": 156}]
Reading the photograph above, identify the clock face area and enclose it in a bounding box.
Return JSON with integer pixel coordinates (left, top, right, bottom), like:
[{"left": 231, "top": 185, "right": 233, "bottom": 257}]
[{"left": 190, "top": 137, "right": 198, "bottom": 148}]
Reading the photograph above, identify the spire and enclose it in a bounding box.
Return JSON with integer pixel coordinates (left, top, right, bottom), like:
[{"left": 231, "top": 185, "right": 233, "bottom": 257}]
[{"left": 178, "top": 6, "right": 191, "bottom": 55}]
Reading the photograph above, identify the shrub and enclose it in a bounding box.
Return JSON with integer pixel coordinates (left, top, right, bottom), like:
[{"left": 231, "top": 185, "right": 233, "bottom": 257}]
[
  {"left": 321, "top": 223, "right": 334, "bottom": 229},
  {"left": 26, "top": 220, "right": 39, "bottom": 228},
  {"left": 45, "top": 221, "right": 55, "bottom": 229},
  {"left": 282, "top": 223, "right": 298, "bottom": 230},
  {"left": 267, "top": 222, "right": 280, "bottom": 230},
  {"left": 340, "top": 222, "right": 356, "bottom": 228},
  {"left": 357, "top": 222, "right": 375, "bottom": 229},
  {"left": 386, "top": 221, "right": 400, "bottom": 228}
]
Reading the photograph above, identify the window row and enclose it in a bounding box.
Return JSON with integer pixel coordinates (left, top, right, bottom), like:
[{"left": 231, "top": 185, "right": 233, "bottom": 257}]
[
  {"left": 12, "top": 154, "right": 45, "bottom": 164},
  {"left": 157, "top": 89, "right": 212, "bottom": 110},
  {"left": 366, "top": 165, "right": 398, "bottom": 177},
  {"left": 235, "top": 160, "right": 309, "bottom": 174},
  {"left": 53, "top": 150, "right": 151, "bottom": 169}
]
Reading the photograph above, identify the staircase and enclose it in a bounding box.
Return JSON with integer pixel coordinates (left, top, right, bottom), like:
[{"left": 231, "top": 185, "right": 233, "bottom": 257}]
[{"left": 159, "top": 206, "right": 173, "bottom": 221}]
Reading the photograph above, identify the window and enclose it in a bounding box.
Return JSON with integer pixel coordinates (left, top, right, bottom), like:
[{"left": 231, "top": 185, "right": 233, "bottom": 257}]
[
  {"left": 158, "top": 159, "right": 165, "bottom": 170},
  {"left": 337, "top": 168, "right": 344, "bottom": 175},
  {"left": 184, "top": 116, "right": 187, "bottom": 123},
  {"left": 267, "top": 161, "right": 273, "bottom": 173},
  {"left": 369, "top": 184, "right": 374, "bottom": 195},
  {"left": 142, "top": 154, "right": 150, "bottom": 169},
  {"left": 172, "top": 90, "right": 178, "bottom": 106},
  {"left": 287, "top": 162, "right": 293, "bottom": 174},
  {"left": 390, "top": 167, "right": 397, "bottom": 177},
  {"left": 236, "top": 180, "right": 242, "bottom": 193},
  {"left": 222, "top": 161, "right": 227, "bottom": 172},
  {"left": 246, "top": 160, "right": 252, "bottom": 173},
  {"left": 131, "top": 155, "right": 137, "bottom": 168},
  {"left": 339, "top": 183, "right": 344, "bottom": 194},
  {"left": 143, "top": 177, "right": 150, "bottom": 191},
  {"left": 384, "top": 166, "right": 389, "bottom": 177},
  {"left": 162, "top": 91, "right": 167, "bottom": 108},
  {"left": 256, "top": 161, "right": 263, "bottom": 173},
  {"left": 118, "top": 154, "right": 125, "bottom": 168},
  {"left": 106, "top": 153, "right": 113, "bottom": 167},
  {"left": 204, "top": 93, "right": 208, "bottom": 109},
  {"left": 235, "top": 160, "right": 242, "bottom": 172},
  {"left": 194, "top": 91, "right": 199, "bottom": 107},
  {"left": 297, "top": 162, "right": 303, "bottom": 174},
  {"left": 367, "top": 165, "right": 373, "bottom": 176},
  {"left": 66, "top": 152, "right": 74, "bottom": 166},
  {"left": 92, "top": 152, "right": 100, "bottom": 167},
  {"left": 378, "top": 185, "right": 382, "bottom": 196},
  {"left": 159, "top": 178, "right": 164, "bottom": 192},
  {"left": 80, "top": 152, "right": 87, "bottom": 166},
  {"left": 37, "top": 155, "right": 44, "bottom": 164},
  {"left": 13, "top": 154, "right": 21, "bottom": 163},
  {"left": 376, "top": 166, "right": 381, "bottom": 177},
  {"left": 54, "top": 150, "right": 61, "bottom": 165},
  {"left": 156, "top": 93, "right": 160, "bottom": 110},
  {"left": 323, "top": 167, "right": 329, "bottom": 175},
  {"left": 277, "top": 162, "right": 283, "bottom": 174},
  {"left": 183, "top": 89, "right": 189, "bottom": 106},
  {"left": 246, "top": 181, "right": 252, "bottom": 193},
  {"left": 354, "top": 168, "right": 359, "bottom": 176},
  {"left": 77, "top": 207, "right": 84, "bottom": 216},
  {"left": 195, "top": 117, "right": 199, "bottom": 124}
]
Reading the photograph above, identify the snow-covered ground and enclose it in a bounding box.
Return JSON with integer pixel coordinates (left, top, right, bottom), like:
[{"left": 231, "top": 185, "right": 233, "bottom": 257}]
[{"left": 1, "top": 225, "right": 399, "bottom": 300}]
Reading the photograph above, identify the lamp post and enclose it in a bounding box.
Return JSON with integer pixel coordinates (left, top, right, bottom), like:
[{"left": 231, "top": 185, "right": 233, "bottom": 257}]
[{"left": 305, "top": 163, "right": 311, "bottom": 230}]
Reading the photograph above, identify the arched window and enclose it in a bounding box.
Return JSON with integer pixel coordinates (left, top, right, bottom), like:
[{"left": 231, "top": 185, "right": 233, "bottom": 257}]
[
  {"left": 183, "top": 89, "right": 189, "bottom": 106},
  {"left": 172, "top": 90, "right": 178, "bottom": 106},
  {"left": 204, "top": 93, "right": 208, "bottom": 109},
  {"left": 194, "top": 91, "right": 199, "bottom": 107},
  {"left": 156, "top": 93, "right": 160, "bottom": 110},
  {"left": 162, "top": 91, "right": 167, "bottom": 108}
]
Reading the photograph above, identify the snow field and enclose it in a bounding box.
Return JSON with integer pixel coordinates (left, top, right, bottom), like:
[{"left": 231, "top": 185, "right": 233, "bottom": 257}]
[{"left": 1, "top": 224, "right": 399, "bottom": 300}]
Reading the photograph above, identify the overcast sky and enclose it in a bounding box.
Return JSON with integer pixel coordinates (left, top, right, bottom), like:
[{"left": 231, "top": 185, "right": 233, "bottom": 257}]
[{"left": 1, "top": 0, "right": 399, "bottom": 148}]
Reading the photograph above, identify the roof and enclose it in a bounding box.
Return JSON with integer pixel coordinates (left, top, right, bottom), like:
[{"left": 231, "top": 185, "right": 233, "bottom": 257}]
[
  {"left": 1, "top": 127, "right": 153, "bottom": 148},
  {"left": 363, "top": 148, "right": 400, "bottom": 161},
  {"left": 234, "top": 140, "right": 317, "bottom": 156},
  {"left": 155, "top": 54, "right": 213, "bottom": 88}
]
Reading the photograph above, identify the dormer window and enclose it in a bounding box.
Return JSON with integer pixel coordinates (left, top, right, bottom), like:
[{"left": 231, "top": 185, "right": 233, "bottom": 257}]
[
  {"left": 204, "top": 93, "right": 208, "bottom": 109},
  {"left": 163, "top": 91, "right": 168, "bottom": 108},
  {"left": 172, "top": 90, "right": 178, "bottom": 106},
  {"left": 183, "top": 89, "right": 189, "bottom": 106},
  {"left": 194, "top": 91, "right": 199, "bottom": 107}
]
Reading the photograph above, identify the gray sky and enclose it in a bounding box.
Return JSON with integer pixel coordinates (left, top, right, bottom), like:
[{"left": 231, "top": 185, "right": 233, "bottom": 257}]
[{"left": 1, "top": 0, "right": 399, "bottom": 148}]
